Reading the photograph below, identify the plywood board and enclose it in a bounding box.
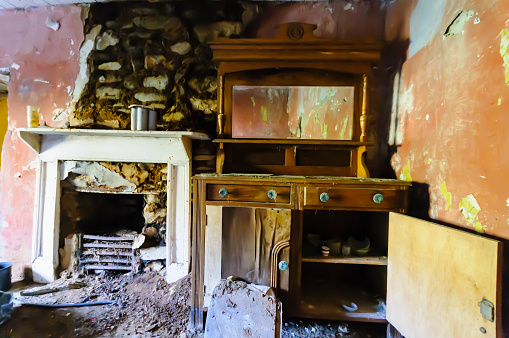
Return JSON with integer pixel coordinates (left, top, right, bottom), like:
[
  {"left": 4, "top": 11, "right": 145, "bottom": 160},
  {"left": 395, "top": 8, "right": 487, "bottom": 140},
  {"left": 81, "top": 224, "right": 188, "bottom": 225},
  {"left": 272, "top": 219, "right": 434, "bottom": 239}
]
[{"left": 387, "top": 213, "right": 502, "bottom": 338}]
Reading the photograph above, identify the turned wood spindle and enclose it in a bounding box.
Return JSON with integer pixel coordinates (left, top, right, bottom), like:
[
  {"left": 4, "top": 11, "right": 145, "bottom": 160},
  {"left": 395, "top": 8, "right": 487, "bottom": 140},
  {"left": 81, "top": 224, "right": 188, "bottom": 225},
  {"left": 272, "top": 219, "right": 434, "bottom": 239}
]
[{"left": 360, "top": 74, "right": 369, "bottom": 142}]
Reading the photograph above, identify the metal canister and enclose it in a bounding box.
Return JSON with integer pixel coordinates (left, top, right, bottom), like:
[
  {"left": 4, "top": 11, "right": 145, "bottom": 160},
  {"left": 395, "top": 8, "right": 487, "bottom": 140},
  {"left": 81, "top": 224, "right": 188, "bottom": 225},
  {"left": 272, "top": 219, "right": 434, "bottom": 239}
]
[
  {"left": 130, "top": 107, "right": 138, "bottom": 130},
  {"left": 136, "top": 107, "right": 148, "bottom": 130},
  {"left": 148, "top": 110, "right": 157, "bottom": 131}
]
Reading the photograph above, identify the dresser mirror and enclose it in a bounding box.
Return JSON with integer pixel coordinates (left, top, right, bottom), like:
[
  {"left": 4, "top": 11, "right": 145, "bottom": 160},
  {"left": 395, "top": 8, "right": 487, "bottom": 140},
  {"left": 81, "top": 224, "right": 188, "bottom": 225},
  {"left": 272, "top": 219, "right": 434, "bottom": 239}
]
[{"left": 227, "top": 69, "right": 356, "bottom": 140}]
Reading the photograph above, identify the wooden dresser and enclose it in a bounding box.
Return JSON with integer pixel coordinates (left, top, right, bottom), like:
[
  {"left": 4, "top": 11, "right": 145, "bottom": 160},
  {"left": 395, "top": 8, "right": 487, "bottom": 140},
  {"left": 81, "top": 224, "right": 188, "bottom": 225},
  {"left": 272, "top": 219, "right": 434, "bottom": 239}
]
[
  {"left": 191, "top": 174, "right": 410, "bottom": 326},
  {"left": 189, "top": 22, "right": 413, "bottom": 329}
]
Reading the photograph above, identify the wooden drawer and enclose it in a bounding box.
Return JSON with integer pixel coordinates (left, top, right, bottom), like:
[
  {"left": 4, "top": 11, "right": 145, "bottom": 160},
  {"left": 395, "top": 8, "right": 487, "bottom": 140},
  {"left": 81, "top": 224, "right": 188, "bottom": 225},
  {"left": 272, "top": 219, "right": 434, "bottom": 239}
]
[
  {"left": 303, "top": 186, "right": 407, "bottom": 211},
  {"left": 206, "top": 184, "right": 291, "bottom": 204}
]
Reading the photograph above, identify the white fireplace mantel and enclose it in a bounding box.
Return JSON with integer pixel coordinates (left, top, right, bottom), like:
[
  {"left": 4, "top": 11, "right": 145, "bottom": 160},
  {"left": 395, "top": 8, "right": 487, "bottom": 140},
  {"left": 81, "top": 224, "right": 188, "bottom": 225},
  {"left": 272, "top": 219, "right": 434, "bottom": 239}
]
[{"left": 17, "top": 127, "right": 209, "bottom": 283}]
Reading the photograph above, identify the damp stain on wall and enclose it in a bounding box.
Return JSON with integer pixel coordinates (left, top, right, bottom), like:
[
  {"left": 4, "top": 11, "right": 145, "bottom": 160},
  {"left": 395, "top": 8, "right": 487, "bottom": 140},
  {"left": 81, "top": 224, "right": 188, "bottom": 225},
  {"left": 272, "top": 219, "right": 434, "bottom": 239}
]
[
  {"left": 459, "top": 194, "right": 485, "bottom": 233},
  {"left": 440, "top": 182, "right": 452, "bottom": 210},
  {"left": 399, "top": 159, "right": 413, "bottom": 182},
  {"left": 499, "top": 28, "right": 509, "bottom": 84}
]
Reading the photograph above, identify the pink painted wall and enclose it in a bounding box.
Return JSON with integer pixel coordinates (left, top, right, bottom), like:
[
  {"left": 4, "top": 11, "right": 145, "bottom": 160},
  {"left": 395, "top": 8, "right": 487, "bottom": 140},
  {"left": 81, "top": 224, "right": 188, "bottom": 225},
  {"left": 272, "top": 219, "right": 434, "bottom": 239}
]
[
  {"left": 386, "top": 0, "right": 509, "bottom": 239},
  {"left": 0, "top": 5, "right": 83, "bottom": 280}
]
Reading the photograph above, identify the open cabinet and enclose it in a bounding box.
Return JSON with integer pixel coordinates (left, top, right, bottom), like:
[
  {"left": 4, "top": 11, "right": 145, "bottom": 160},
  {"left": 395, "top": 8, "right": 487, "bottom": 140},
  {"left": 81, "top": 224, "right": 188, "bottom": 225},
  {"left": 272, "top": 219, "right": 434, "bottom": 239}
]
[
  {"left": 292, "top": 209, "right": 390, "bottom": 322},
  {"left": 191, "top": 185, "right": 504, "bottom": 337}
]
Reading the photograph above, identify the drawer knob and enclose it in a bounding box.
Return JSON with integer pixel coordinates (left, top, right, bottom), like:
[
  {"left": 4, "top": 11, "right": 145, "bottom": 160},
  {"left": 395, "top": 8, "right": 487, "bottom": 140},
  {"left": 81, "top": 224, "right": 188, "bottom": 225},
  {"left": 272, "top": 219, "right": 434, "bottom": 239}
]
[
  {"left": 278, "top": 261, "right": 289, "bottom": 271},
  {"left": 320, "top": 192, "right": 329, "bottom": 203},
  {"left": 373, "top": 193, "right": 384, "bottom": 204},
  {"left": 267, "top": 189, "right": 277, "bottom": 200},
  {"left": 219, "top": 188, "right": 228, "bottom": 198}
]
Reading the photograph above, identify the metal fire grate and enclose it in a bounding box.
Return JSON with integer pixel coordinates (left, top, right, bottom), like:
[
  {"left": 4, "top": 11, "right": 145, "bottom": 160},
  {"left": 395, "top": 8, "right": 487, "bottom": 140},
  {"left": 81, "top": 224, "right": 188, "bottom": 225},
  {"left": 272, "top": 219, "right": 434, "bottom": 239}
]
[{"left": 80, "top": 235, "right": 139, "bottom": 273}]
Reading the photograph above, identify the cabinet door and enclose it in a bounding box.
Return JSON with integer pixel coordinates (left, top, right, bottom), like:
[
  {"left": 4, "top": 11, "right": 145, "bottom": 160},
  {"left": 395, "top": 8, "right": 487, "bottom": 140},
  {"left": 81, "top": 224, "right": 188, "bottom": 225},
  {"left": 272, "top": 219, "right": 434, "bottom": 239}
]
[
  {"left": 387, "top": 213, "right": 502, "bottom": 338},
  {"left": 203, "top": 206, "right": 291, "bottom": 308}
]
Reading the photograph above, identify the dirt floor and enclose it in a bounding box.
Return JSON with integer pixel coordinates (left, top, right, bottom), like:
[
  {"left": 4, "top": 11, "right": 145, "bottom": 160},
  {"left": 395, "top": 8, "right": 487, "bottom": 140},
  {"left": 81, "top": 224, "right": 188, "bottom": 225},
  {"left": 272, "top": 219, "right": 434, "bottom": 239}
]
[
  {"left": 0, "top": 271, "right": 386, "bottom": 338},
  {"left": 0, "top": 270, "right": 195, "bottom": 338}
]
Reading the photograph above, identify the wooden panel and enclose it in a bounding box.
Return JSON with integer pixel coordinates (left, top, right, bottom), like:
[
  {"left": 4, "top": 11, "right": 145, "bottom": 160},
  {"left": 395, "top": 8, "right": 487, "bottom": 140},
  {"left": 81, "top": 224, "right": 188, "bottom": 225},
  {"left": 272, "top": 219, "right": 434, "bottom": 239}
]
[
  {"left": 387, "top": 213, "right": 502, "bottom": 338},
  {"left": 207, "top": 184, "right": 291, "bottom": 204},
  {"left": 221, "top": 208, "right": 291, "bottom": 286},
  {"left": 203, "top": 205, "right": 222, "bottom": 308},
  {"left": 304, "top": 186, "right": 406, "bottom": 211}
]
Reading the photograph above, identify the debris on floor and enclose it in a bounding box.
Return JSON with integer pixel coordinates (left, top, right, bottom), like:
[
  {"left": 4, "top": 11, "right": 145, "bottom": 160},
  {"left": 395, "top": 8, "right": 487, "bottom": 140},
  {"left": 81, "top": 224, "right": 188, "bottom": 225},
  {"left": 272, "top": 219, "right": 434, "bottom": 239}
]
[
  {"left": 281, "top": 319, "right": 387, "bottom": 338},
  {"left": 0, "top": 270, "right": 192, "bottom": 337}
]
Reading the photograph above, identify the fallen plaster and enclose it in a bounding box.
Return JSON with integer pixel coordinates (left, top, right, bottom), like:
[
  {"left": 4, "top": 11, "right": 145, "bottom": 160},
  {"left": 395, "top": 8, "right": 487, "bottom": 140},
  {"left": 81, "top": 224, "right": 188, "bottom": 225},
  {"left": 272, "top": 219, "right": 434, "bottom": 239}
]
[
  {"left": 444, "top": 10, "right": 474, "bottom": 37},
  {"left": 440, "top": 182, "right": 452, "bottom": 210},
  {"left": 61, "top": 161, "right": 137, "bottom": 191},
  {"left": 204, "top": 279, "right": 281, "bottom": 338},
  {"left": 459, "top": 194, "right": 485, "bottom": 233}
]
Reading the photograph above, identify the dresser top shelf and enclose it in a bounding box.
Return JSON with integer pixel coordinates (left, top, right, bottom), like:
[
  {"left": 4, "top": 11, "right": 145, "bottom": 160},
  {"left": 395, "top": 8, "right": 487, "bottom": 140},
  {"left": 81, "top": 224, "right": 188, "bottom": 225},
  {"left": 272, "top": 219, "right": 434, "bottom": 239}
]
[{"left": 193, "top": 173, "right": 411, "bottom": 186}]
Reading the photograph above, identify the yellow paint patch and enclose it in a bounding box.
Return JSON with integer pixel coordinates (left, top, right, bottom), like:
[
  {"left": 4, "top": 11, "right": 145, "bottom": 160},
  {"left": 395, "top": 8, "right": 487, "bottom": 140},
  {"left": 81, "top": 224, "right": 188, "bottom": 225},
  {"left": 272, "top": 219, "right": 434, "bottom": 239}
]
[
  {"left": 251, "top": 96, "right": 256, "bottom": 107},
  {"left": 459, "top": 194, "right": 485, "bottom": 233},
  {"left": 261, "top": 106, "right": 267, "bottom": 122},
  {"left": 399, "top": 160, "right": 412, "bottom": 182},
  {"left": 440, "top": 182, "right": 452, "bottom": 210},
  {"left": 339, "top": 115, "right": 349, "bottom": 140},
  {"left": 427, "top": 158, "right": 432, "bottom": 164},
  {"left": 499, "top": 29, "right": 509, "bottom": 84},
  {"left": 322, "top": 124, "right": 328, "bottom": 139},
  {"left": 498, "top": 98, "right": 502, "bottom": 106}
]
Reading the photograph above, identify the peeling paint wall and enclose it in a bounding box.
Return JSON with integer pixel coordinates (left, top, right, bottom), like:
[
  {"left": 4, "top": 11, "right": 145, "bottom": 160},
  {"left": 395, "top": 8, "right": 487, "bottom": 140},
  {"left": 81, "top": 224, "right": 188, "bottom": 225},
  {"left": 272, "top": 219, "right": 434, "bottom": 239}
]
[
  {"left": 0, "top": 6, "right": 83, "bottom": 280},
  {"left": 387, "top": 0, "right": 509, "bottom": 238},
  {"left": 0, "top": 99, "right": 7, "bottom": 169}
]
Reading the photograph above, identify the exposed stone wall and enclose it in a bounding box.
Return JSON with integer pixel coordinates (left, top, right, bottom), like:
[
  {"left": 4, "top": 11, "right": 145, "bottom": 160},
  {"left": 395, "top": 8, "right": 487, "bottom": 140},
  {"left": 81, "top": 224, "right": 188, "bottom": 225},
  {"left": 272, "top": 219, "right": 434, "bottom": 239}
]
[
  {"left": 71, "top": 1, "right": 244, "bottom": 134},
  {"left": 61, "top": 161, "right": 168, "bottom": 193}
]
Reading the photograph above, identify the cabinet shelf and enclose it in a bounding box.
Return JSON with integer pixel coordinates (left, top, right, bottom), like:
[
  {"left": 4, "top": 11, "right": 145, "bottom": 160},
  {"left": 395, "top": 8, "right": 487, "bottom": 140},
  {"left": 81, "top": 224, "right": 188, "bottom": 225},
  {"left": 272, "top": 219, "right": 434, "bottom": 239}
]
[
  {"left": 298, "top": 279, "right": 386, "bottom": 323},
  {"left": 302, "top": 253, "right": 387, "bottom": 266}
]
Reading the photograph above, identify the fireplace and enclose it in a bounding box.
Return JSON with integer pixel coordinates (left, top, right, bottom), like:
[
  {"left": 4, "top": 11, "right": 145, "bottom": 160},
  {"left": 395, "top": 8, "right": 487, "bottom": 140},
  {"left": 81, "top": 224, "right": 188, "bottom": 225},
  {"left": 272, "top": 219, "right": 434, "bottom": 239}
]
[{"left": 18, "top": 128, "right": 208, "bottom": 283}]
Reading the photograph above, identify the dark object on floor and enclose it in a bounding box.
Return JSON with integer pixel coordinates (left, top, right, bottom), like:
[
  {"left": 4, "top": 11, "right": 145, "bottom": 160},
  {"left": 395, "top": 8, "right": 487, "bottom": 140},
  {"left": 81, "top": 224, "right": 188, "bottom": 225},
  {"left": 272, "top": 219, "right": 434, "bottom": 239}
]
[
  {"left": 14, "top": 299, "right": 114, "bottom": 308},
  {"left": 0, "top": 262, "right": 12, "bottom": 292},
  {"left": 0, "top": 291, "right": 13, "bottom": 326}
]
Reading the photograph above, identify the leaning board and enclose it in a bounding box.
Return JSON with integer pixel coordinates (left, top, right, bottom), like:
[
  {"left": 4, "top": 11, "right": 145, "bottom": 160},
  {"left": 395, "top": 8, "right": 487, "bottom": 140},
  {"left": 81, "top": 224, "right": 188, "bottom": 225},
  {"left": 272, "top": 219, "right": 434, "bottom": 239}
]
[{"left": 387, "top": 213, "right": 502, "bottom": 338}]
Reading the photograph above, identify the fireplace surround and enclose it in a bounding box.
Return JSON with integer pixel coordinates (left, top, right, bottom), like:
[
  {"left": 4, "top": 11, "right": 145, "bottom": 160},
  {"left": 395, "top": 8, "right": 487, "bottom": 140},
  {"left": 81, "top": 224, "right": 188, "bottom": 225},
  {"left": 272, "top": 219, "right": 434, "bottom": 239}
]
[{"left": 18, "top": 128, "right": 208, "bottom": 283}]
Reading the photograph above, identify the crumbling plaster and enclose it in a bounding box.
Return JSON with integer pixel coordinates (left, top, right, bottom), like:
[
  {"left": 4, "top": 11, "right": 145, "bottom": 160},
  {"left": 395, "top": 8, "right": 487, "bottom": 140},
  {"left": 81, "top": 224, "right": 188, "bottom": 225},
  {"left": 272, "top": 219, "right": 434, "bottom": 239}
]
[{"left": 387, "top": 0, "right": 509, "bottom": 238}]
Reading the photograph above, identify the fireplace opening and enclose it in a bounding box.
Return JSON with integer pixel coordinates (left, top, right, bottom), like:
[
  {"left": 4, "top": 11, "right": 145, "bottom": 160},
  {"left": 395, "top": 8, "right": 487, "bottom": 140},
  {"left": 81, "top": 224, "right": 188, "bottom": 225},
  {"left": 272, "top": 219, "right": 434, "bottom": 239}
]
[
  {"left": 60, "top": 190, "right": 146, "bottom": 238},
  {"left": 58, "top": 165, "right": 169, "bottom": 276}
]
